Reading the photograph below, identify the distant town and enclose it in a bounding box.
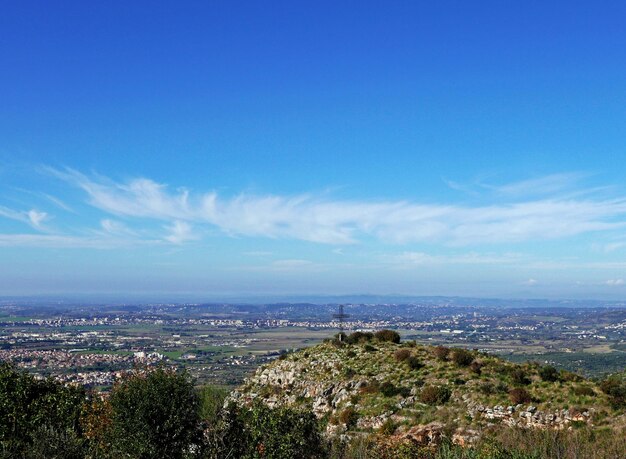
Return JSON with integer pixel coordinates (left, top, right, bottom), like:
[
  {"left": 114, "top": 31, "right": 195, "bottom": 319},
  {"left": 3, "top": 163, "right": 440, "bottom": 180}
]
[{"left": 1, "top": 298, "right": 625, "bottom": 388}]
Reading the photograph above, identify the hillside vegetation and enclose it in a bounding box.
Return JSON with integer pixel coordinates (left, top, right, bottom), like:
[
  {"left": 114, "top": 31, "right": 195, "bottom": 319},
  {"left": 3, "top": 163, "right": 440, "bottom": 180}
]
[
  {"left": 231, "top": 331, "right": 626, "bottom": 457},
  {"left": 1, "top": 331, "right": 625, "bottom": 458}
]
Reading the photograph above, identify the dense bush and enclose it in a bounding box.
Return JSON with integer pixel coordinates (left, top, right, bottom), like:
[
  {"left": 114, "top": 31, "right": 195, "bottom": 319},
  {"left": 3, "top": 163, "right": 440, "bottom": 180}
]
[
  {"left": 394, "top": 348, "right": 411, "bottom": 362},
  {"left": 230, "top": 402, "right": 326, "bottom": 458},
  {"left": 509, "top": 387, "right": 532, "bottom": 404},
  {"left": 510, "top": 367, "right": 531, "bottom": 386},
  {"left": 433, "top": 345, "right": 450, "bottom": 361},
  {"left": 379, "top": 381, "right": 410, "bottom": 398},
  {"left": 358, "top": 380, "right": 380, "bottom": 395},
  {"left": 345, "top": 331, "right": 374, "bottom": 344},
  {"left": 374, "top": 329, "right": 401, "bottom": 344},
  {"left": 470, "top": 360, "right": 483, "bottom": 375},
  {"left": 406, "top": 355, "right": 424, "bottom": 370},
  {"left": 451, "top": 348, "right": 474, "bottom": 366},
  {"left": 599, "top": 374, "right": 626, "bottom": 408},
  {"left": 572, "top": 385, "right": 595, "bottom": 397},
  {"left": 419, "top": 385, "right": 451, "bottom": 405},
  {"left": 0, "top": 362, "right": 86, "bottom": 456},
  {"left": 539, "top": 365, "right": 560, "bottom": 382},
  {"left": 105, "top": 368, "right": 202, "bottom": 458}
]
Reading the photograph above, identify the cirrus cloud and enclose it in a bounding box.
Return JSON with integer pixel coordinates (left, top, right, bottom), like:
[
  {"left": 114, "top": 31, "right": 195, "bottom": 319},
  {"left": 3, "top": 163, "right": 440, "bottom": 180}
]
[{"left": 45, "top": 167, "right": 626, "bottom": 246}]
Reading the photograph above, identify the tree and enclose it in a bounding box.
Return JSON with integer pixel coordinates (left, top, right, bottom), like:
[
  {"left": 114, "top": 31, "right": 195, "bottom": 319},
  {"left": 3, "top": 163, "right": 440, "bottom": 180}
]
[
  {"left": 106, "top": 367, "right": 202, "bottom": 458},
  {"left": 0, "top": 362, "right": 85, "bottom": 456},
  {"left": 419, "top": 385, "right": 451, "bottom": 405},
  {"left": 599, "top": 373, "right": 626, "bottom": 408},
  {"left": 509, "top": 387, "right": 532, "bottom": 404},
  {"left": 451, "top": 348, "right": 474, "bottom": 366},
  {"left": 433, "top": 345, "right": 450, "bottom": 361},
  {"left": 539, "top": 365, "right": 560, "bottom": 382}
]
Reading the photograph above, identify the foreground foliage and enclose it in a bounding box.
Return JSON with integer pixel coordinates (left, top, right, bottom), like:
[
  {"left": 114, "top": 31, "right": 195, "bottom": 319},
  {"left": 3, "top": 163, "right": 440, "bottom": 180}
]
[{"left": 1, "top": 337, "right": 625, "bottom": 459}]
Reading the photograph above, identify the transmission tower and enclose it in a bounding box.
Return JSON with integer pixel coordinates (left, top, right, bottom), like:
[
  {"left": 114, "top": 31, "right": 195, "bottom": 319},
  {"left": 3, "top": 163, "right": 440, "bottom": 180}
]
[{"left": 332, "top": 304, "right": 350, "bottom": 341}]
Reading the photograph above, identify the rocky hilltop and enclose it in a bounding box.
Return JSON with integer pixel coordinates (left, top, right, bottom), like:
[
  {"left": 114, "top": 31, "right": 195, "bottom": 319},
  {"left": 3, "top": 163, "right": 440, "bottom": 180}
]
[{"left": 230, "top": 331, "right": 625, "bottom": 447}]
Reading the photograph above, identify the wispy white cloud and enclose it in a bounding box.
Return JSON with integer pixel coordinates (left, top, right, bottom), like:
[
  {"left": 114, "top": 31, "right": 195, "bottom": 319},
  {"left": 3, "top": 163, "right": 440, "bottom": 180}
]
[
  {"left": 49, "top": 168, "right": 626, "bottom": 246},
  {"left": 42, "top": 193, "right": 74, "bottom": 213},
  {"left": 27, "top": 209, "right": 48, "bottom": 229},
  {"left": 485, "top": 173, "right": 587, "bottom": 196},
  {"left": 603, "top": 278, "right": 625, "bottom": 286},
  {"left": 0, "top": 205, "right": 25, "bottom": 223},
  {"left": 164, "top": 220, "right": 197, "bottom": 244},
  {"left": 100, "top": 219, "right": 138, "bottom": 237},
  {"left": 0, "top": 205, "right": 49, "bottom": 230},
  {"left": 523, "top": 278, "right": 538, "bottom": 286}
]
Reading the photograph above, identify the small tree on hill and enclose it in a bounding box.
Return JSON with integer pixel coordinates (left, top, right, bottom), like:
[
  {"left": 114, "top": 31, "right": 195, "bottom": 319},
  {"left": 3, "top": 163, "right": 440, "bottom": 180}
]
[
  {"left": 451, "top": 348, "right": 474, "bottom": 367},
  {"left": 509, "top": 387, "right": 532, "bottom": 404},
  {"left": 433, "top": 345, "right": 450, "bottom": 361},
  {"left": 539, "top": 365, "right": 560, "bottom": 382},
  {"left": 420, "top": 385, "right": 451, "bottom": 405},
  {"left": 600, "top": 374, "right": 626, "bottom": 408}
]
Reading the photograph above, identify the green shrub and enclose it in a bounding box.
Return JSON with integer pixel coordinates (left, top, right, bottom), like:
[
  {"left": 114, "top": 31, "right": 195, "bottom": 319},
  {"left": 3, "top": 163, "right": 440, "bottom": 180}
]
[
  {"left": 224, "top": 402, "right": 326, "bottom": 458},
  {"left": 394, "top": 349, "right": 411, "bottom": 362},
  {"left": 451, "top": 348, "right": 474, "bottom": 366},
  {"left": 374, "top": 329, "right": 401, "bottom": 343},
  {"left": 599, "top": 374, "right": 626, "bottom": 408},
  {"left": 106, "top": 368, "right": 202, "bottom": 458},
  {"left": 378, "top": 381, "right": 409, "bottom": 397},
  {"left": 470, "top": 360, "right": 483, "bottom": 375},
  {"left": 572, "top": 385, "right": 595, "bottom": 397},
  {"left": 379, "top": 419, "right": 396, "bottom": 436},
  {"left": 363, "top": 344, "right": 377, "bottom": 353},
  {"left": 539, "top": 365, "right": 560, "bottom": 382},
  {"left": 339, "top": 407, "right": 359, "bottom": 428},
  {"left": 406, "top": 355, "right": 424, "bottom": 370},
  {"left": 510, "top": 367, "right": 531, "bottom": 386},
  {"left": 419, "top": 385, "right": 451, "bottom": 405},
  {"left": 345, "top": 331, "right": 374, "bottom": 345},
  {"left": 509, "top": 387, "right": 532, "bottom": 404},
  {"left": 433, "top": 345, "right": 450, "bottom": 361},
  {"left": 0, "top": 362, "right": 85, "bottom": 456}
]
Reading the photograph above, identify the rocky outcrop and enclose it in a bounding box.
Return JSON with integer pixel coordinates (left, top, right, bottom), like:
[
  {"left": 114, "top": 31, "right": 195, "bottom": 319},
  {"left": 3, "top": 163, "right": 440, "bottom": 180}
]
[
  {"left": 466, "top": 399, "right": 592, "bottom": 429},
  {"left": 230, "top": 341, "right": 608, "bottom": 446}
]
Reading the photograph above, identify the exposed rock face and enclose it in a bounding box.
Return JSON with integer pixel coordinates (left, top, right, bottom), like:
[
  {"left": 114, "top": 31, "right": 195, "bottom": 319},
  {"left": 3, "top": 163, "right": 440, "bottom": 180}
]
[
  {"left": 465, "top": 398, "right": 592, "bottom": 429},
  {"left": 229, "top": 354, "right": 355, "bottom": 418},
  {"left": 393, "top": 422, "right": 445, "bottom": 447}
]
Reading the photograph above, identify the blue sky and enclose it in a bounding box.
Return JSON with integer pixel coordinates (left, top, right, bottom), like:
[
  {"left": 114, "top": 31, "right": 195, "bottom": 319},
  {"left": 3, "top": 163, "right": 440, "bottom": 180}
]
[{"left": 1, "top": 1, "right": 626, "bottom": 299}]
